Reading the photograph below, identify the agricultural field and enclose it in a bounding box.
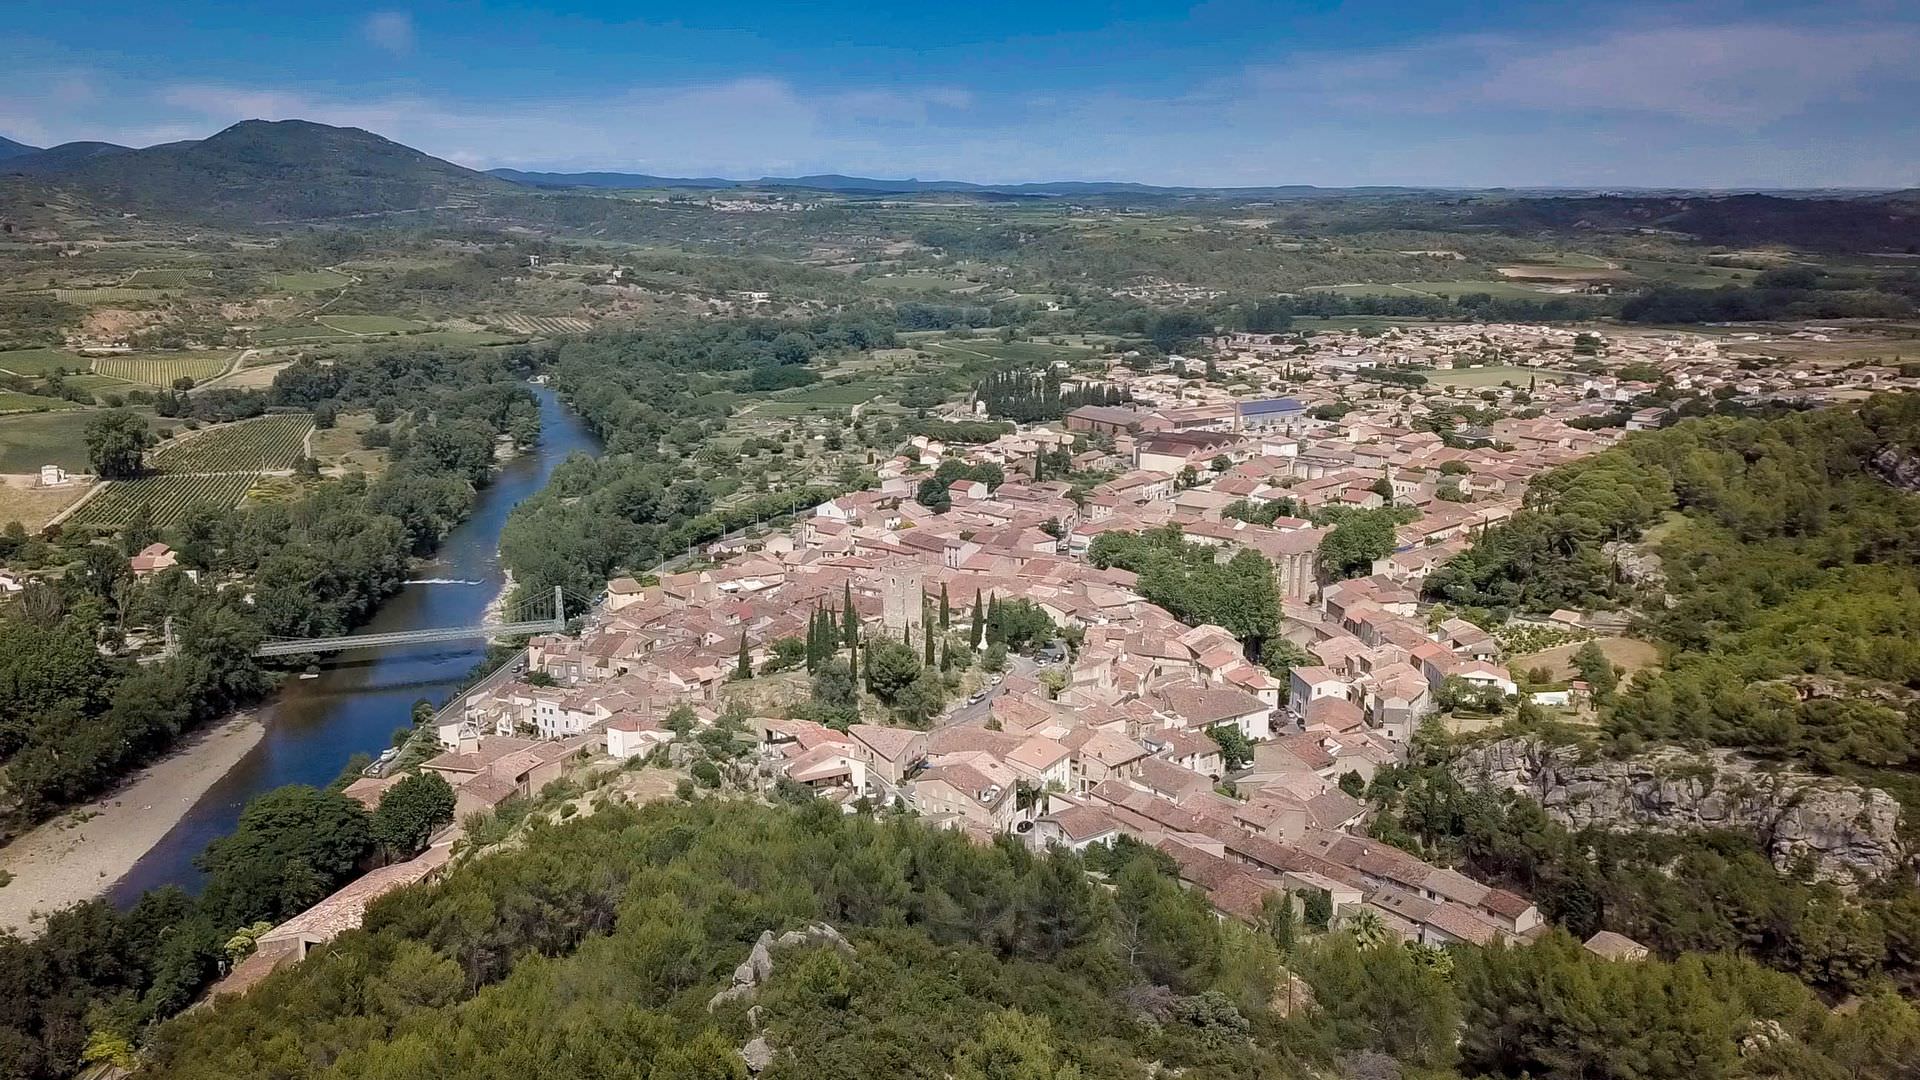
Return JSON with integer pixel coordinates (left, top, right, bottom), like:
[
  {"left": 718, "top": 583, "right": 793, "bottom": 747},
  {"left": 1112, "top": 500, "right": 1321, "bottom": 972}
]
[
  {"left": 270, "top": 269, "right": 352, "bottom": 292},
  {"left": 316, "top": 314, "right": 430, "bottom": 335},
  {"left": 58, "top": 375, "right": 139, "bottom": 402},
  {"left": 403, "top": 329, "right": 523, "bottom": 347},
  {"left": 250, "top": 324, "right": 358, "bottom": 345},
  {"left": 1420, "top": 364, "right": 1568, "bottom": 388},
  {"left": 496, "top": 314, "right": 592, "bottom": 335},
  {"left": 0, "top": 408, "right": 160, "bottom": 474},
  {"left": 927, "top": 338, "right": 1097, "bottom": 365},
  {"left": 50, "top": 287, "right": 169, "bottom": 304},
  {"left": 0, "top": 348, "right": 92, "bottom": 376},
  {"left": 1517, "top": 636, "right": 1661, "bottom": 682},
  {"left": 779, "top": 380, "right": 886, "bottom": 406},
  {"left": 307, "top": 411, "right": 390, "bottom": 475},
  {"left": 91, "top": 352, "right": 237, "bottom": 386},
  {"left": 122, "top": 268, "right": 211, "bottom": 287},
  {"left": 0, "top": 391, "right": 81, "bottom": 414},
  {"left": 151, "top": 414, "right": 312, "bottom": 472},
  {"left": 1404, "top": 279, "right": 1571, "bottom": 300},
  {"left": 1308, "top": 280, "right": 1563, "bottom": 301},
  {"left": 65, "top": 472, "right": 257, "bottom": 528},
  {"left": 0, "top": 480, "right": 89, "bottom": 531}
]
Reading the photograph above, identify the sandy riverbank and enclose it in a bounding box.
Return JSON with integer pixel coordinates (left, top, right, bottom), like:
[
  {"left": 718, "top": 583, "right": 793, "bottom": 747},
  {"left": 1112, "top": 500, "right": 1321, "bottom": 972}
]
[{"left": 0, "top": 713, "right": 266, "bottom": 935}]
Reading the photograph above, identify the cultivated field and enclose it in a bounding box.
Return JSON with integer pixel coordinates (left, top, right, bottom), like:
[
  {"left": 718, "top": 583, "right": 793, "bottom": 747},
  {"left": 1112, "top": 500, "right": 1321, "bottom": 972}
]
[
  {"left": 65, "top": 473, "right": 257, "bottom": 528},
  {"left": 316, "top": 314, "right": 429, "bottom": 335},
  {"left": 927, "top": 338, "right": 1097, "bottom": 365},
  {"left": 1517, "top": 636, "right": 1661, "bottom": 682},
  {"left": 0, "top": 391, "right": 81, "bottom": 413},
  {"left": 497, "top": 314, "right": 592, "bottom": 335},
  {"left": 91, "top": 352, "right": 237, "bottom": 386},
  {"left": 251, "top": 324, "right": 356, "bottom": 345},
  {"left": 51, "top": 287, "right": 169, "bottom": 303},
  {"left": 60, "top": 375, "right": 138, "bottom": 402},
  {"left": 1308, "top": 280, "right": 1563, "bottom": 301},
  {"left": 151, "top": 414, "right": 312, "bottom": 472},
  {"left": 0, "top": 348, "right": 91, "bottom": 376},
  {"left": 123, "top": 268, "right": 210, "bottom": 287},
  {"left": 0, "top": 481, "right": 89, "bottom": 531},
  {"left": 0, "top": 409, "right": 160, "bottom": 473},
  {"left": 270, "top": 269, "right": 352, "bottom": 292}
]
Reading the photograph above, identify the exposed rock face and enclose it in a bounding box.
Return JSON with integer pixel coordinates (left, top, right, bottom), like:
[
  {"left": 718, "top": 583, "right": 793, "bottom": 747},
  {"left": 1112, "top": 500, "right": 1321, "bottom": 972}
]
[
  {"left": 1601, "top": 540, "right": 1665, "bottom": 589},
  {"left": 740, "top": 1035, "right": 774, "bottom": 1073},
  {"left": 1869, "top": 445, "right": 1920, "bottom": 493},
  {"left": 1452, "top": 737, "right": 1906, "bottom": 885},
  {"left": 708, "top": 922, "right": 855, "bottom": 1010}
]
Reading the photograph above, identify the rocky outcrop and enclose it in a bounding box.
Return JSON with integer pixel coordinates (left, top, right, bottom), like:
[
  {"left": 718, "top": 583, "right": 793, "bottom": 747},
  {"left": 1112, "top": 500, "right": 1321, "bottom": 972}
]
[
  {"left": 1601, "top": 540, "right": 1665, "bottom": 589},
  {"left": 1452, "top": 737, "right": 1906, "bottom": 885},
  {"left": 1869, "top": 445, "right": 1920, "bottom": 493},
  {"left": 708, "top": 921, "right": 854, "bottom": 1011}
]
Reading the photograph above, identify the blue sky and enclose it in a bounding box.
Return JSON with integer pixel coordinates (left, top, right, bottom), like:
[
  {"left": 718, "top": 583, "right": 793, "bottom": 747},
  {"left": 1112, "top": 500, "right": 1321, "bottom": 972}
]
[{"left": 4, "top": 1, "right": 1917, "bottom": 187}]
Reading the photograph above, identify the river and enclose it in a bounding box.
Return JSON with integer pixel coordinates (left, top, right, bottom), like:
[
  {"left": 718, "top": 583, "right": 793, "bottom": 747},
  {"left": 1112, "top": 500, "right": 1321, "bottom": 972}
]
[{"left": 109, "top": 384, "right": 600, "bottom": 901}]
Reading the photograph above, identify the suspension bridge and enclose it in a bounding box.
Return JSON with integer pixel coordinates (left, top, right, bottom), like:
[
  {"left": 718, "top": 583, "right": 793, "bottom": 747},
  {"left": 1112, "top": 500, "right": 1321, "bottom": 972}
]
[{"left": 254, "top": 587, "right": 571, "bottom": 657}]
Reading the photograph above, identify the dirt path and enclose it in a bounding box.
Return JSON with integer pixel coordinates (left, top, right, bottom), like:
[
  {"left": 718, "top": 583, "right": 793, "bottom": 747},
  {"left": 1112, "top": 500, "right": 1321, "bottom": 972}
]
[{"left": 0, "top": 713, "right": 266, "bottom": 935}]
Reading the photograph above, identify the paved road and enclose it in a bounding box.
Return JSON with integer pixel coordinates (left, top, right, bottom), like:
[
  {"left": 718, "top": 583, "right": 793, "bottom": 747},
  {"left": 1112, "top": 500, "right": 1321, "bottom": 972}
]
[{"left": 939, "top": 654, "right": 1041, "bottom": 729}]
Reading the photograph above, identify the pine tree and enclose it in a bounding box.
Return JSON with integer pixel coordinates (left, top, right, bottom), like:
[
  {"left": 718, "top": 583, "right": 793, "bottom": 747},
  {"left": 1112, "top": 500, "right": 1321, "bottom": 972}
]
[
  {"left": 939, "top": 583, "right": 950, "bottom": 630},
  {"left": 842, "top": 582, "right": 857, "bottom": 649},
  {"left": 736, "top": 630, "right": 751, "bottom": 680}
]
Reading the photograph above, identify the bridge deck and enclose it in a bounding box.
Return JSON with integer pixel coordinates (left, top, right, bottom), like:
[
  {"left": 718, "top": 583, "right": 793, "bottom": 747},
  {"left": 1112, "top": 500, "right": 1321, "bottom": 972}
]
[{"left": 255, "top": 619, "right": 563, "bottom": 657}]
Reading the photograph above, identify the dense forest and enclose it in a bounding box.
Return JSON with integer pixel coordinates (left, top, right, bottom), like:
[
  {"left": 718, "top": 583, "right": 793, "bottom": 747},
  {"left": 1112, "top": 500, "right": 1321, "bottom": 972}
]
[
  {"left": 123, "top": 799, "right": 1920, "bottom": 1080},
  {"left": 1402, "top": 394, "right": 1920, "bottom": 1004},
  {"left": 499, "top": 316, "right": 895, "bottom": 605},
  {"left": 0, "top": 776, "right": 455, "bottom": 1080},
  {"left": 1422, "top": 393, "right": 1920, "bottom": 772}
]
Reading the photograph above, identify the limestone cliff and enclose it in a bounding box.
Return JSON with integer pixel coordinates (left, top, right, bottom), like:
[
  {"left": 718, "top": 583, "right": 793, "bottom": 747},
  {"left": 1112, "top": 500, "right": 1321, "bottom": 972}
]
[
  {"left": 1870, "top": 445, "right": 1920, "bottom": 494},
  {"left": 1451, "top": 737, "right": 1906, "bottom": 885}
]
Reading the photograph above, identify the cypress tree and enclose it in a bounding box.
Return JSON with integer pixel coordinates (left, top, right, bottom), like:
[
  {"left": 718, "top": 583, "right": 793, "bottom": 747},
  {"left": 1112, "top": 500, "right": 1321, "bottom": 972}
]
[
  {"left": 805, "top": 608, "right": 819, "bottom": 672},
  {"left": 736, "top": 630, "right": 751, "bottom": 680},
  {"left": 923, "top": 619, "right": 935, "bottom": 666},
  {"left": 848, "top": 632, "right": 859, "bottom": 684},
  {"left": 939, "top": 583, "right": 950, "bottom": 630},
  {"left": 842, "top": 582, "right": 857, "bottom": 649},
  {"left": 971, "top": 590, "right": 984, "bottom": 648}
]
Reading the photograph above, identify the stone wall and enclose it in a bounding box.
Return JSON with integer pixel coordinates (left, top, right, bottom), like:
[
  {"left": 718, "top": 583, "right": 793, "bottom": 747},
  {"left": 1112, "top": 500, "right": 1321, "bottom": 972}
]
[{"left": 1451, "top": 736, "right": 1906, "bottom": 886}]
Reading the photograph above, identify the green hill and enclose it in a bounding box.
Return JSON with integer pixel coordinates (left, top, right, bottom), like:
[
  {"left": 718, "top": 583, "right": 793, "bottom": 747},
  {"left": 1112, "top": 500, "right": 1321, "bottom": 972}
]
[
  {"left": 121, "top": 799, "right": 1920, "bottom": 1080},
  {"left": 27, "top": 119, "right": 514, "bottom": 223}
]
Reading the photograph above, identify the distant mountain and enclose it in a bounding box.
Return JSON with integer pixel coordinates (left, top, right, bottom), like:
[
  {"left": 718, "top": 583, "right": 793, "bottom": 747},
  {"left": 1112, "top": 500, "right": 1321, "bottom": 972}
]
[
  {"left": 1, "top": 141, "right": 133, "bottom": 174},
  {"left": 489, "top": 168, "right": 740, "bottom": 190},
  {"left": 0, "top": 136, "right": 42, "bottom": 161},
  {"left": 482, "top": 167, "right": 1439, "bottom": 199},
  {"left": 1460, "top": 193, "right": 1920, "bottom": 252},
  {"left": 21, "top": 120, "right": 512, "bottom": 223}
]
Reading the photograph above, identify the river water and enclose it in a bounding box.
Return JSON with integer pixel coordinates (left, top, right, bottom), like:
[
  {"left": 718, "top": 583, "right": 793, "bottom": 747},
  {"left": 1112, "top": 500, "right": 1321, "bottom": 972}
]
[{"left": 110, "top": 384, "right": 600, "bottom": 901}]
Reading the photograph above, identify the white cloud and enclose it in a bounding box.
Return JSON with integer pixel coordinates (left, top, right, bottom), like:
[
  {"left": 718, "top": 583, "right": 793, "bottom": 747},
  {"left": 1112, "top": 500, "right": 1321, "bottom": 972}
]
[
  {"left": 362, "top": 11, "right": 414, "bottom": 55},
  {"left": 3, "top": 12, "right": 1917, "bottom": 188},
  {"left": 1244, "top": 19, "right": 1920, "bottom": 127}
]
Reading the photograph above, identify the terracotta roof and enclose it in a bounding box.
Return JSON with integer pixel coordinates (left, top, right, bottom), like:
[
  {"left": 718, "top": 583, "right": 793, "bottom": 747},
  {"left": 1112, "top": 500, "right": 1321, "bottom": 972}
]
[
  {"left": 1043, "top": 804, "right": 1122, "bottom": 843},
  {"left": 849, "top": 723, "right": 924, "bottom": 762}
]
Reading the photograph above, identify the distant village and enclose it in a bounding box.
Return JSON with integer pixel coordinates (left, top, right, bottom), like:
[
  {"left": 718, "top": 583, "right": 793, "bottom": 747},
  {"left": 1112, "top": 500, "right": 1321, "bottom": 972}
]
[{"left": 222, "top": 320, "right": 1916, "bottom": 982}]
